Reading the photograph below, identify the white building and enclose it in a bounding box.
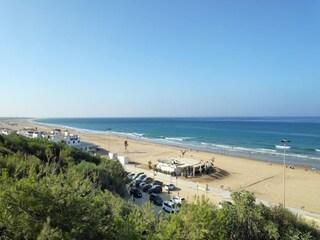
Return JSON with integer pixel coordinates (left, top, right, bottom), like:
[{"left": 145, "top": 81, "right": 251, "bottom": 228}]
[
  {"left": 0, "top": 129, "right": 14, "bottom": 135},
  {"left": 76, "top": 142, "right": 99, "bottom": 153},
  {"left": 156, "top": 157, "right": 208, "bottom": 176},
  {"left": 32, "top": 131, "right": 44, "bottom": 138},
  {"left": 63, "top": 130, "right": 80, "bottom": 146},
  {"left": 50, "top": 129, "right": 62, "bottom": 136},
  {"left": 65, "top": 135, "right": 81, "bottom": 146},
  {"left": 17, "top": 128, "right": 37, "bottom": 138},
  {"left": 48, "top": 129, "right": 81, "bottom": 147}
]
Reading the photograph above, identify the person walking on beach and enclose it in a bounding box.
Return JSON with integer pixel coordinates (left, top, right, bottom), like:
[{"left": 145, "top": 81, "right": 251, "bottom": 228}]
[{"left": 124, "top": 140, "right": 129, "bottom": 152}]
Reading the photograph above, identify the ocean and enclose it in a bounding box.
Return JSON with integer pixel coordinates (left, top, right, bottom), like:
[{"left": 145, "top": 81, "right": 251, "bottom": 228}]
[{"left": 34, "top": 117, "right": 320, "bottom": 168}]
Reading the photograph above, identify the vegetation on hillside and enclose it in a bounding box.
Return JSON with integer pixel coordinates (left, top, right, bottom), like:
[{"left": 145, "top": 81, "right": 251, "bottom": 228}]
[{"left": 0, "top": 134, "right": 319, "bottom": 239}]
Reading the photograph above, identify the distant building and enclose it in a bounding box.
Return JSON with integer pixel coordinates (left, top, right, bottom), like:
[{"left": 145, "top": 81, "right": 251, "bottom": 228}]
[
  {"left": 14, "top": 127, "right": 97, "bottom": 154},
  {"left": 77, "top": 142, "right": 99, "bottom": 153},
  {"left": 50, "top": 129, "right": 62, "bottom": 135},
  {"left": 48, "top": 129, "right": 81, "bottom": 146},
  {"left": 0, "top": 129, "right": 15, "bottom": 135},
  {"left": 17, "top": 128, "right": 37, "bottom": 138},
  {"left": 63, "top": 130, "right": 81, "bottom": 146},
  {"left": 32, "top": 131, "right": 44, "bottom": 138}
]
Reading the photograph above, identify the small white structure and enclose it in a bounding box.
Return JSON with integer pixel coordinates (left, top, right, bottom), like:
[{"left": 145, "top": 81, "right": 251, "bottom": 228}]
[
  {"left": 108, "top": 152, "right": 117, "bottom": 160},
  {"left": 117, "top": 156, "right": 128, "bottom": 166}
]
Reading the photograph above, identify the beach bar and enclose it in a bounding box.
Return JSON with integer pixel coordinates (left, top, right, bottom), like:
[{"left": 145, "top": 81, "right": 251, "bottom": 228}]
[{"left": 156, "top": 157, "right": 209, "bottom": 176}]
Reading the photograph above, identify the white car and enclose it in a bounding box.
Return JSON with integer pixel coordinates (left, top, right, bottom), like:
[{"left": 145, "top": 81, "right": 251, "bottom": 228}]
[
  {"left": 132, "top": 172, "right": 145, "bottom": 180},
  {"left": 163, "top": 201, "right": 180, "bottom": 213},
  {"left": 170, "top": 196, "right": 185, "bottom": 206},
  {"left": 135, "top": 174, "right": 147, "bottom": 181},
  {"left": 127, "top": 173, "right": 135, "bottom": 180},
  {"left": 164, "top": 184, "right": 175, "bottom": 191}
]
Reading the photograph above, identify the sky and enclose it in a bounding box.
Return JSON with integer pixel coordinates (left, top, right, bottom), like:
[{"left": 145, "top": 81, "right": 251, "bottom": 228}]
[{"left": 1, "top": 1, "right": 320, "bottom": 118}]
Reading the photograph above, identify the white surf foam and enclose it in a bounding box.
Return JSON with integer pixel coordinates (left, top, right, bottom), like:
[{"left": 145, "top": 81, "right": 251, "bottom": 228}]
[
  {"left": 165, "top": 137, "right": 193, "bottom": 142},
  {"left": 165, "top": 137, "right": 184, "bottom": 141},
  {"left": 275, "top": 145, "right": 291, "bottom": 150},
  {"left": 256, "top": 148, "right": 277, "bottom": 153}
]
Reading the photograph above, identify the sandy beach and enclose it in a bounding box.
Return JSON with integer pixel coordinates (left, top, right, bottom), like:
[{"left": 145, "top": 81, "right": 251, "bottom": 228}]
[{"left": 1, "top": 118, "right": 320, "bottom": 215}]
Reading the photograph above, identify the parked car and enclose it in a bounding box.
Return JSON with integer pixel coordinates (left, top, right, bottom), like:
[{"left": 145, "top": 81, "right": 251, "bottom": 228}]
[
  {"left": 148, "top": 185, "right": 162, "bottom": 194},
  {"left": 149, "top": 193, "right": 163, "bottom": 206},
  {"left": 152, "top": 180, "right": 163, "bottom": 186},
  {"left": 132, "top": 172, "right": 144, "bottom": 180},
  {"left": 130, "top": 179, "right": 142, "bottom": 188},
  {"left": 136, "top": 174, "right": 147, "bottom": 181},
  {"left": 142, "top": 184, "right": 153, "bottom": 192},
  {"left": 139, "top": 182, "right": 146, "bottom": 189},
  {"left": 140, "top": 175, "right": 149, "bottom": 182},
  {"left": 130, "top": 188, "right": 142, "bottom": 198},
  {"left": 127, "top": 173, "right": 135, "bottom": 180},
  {"left": 170, "top": 196, "right": 185, "bottom": 206},
  {"left": 144, "top": 177, "right": 153, "bottom": 184},
  {"left": 163, "top": 201, "right": 180, "bottom": 213},
  {"left": 164, "top": 184, "right": 175, "bottom": 191}
]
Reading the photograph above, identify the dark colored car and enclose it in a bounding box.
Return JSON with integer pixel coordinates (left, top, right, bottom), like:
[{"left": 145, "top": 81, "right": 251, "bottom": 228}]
[
  {"left": 149, "top": 193, "right": 163, "bottom": 206},
  {"left": 142, "top": 184, "right": 153, "bottom": 192},
  {"left": 148, "top": 185, "right": 162, "bottom": 194},
  {"left": 130, "top": 188, "right": 142, "bottom": 198},
  {"left": 130, "top": 179, "right": 142, "bottom": 188},
  {"left": 152, "top": 180, "right": 163, "bottom": 186},
  {"left": 138, "top": 182, "right": 146, "bottom": 189},
  {"left": 144, "top": 177, "right": 153, "bottom": 184}
]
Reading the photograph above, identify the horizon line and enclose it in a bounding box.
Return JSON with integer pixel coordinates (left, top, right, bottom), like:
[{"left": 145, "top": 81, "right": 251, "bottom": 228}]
[{"left": 2, "top": 116, "right": 320, "bottom": 119}]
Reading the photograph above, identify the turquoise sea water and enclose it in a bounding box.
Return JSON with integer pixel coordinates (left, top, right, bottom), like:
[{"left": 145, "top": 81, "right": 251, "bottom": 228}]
[{"left": 34, "top": 117, "right": 320, "bottom": 168}]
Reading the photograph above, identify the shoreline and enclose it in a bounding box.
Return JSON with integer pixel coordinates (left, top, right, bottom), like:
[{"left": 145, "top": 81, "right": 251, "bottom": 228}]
[
  {"left": 1, "top": 118, "right": 320, "bottom": 214},
  {"left": 29, "top": 119, "right": 289, "bottom": 169},
  {"left": 30, "top": 119, "right": 320, "bottom": 169}
]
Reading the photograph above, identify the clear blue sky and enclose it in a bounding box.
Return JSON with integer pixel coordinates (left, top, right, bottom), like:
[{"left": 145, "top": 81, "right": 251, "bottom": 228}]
[{"left": 1, "top": 1, "right": 319, "bottom": 117}]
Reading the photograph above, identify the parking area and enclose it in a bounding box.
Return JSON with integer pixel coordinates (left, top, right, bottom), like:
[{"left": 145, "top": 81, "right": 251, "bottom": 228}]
[
  {"left": 124, "top": 164, "right": 320, "bottom": 227},
  {"left": 128, "top": 186, "right": 176, "bottom": 211},
  {"left": 125, "top": 164, "right": 231, "bottom": 204},
  {"left": 126, "top": 171, "right": 186, "bottom": 213}
]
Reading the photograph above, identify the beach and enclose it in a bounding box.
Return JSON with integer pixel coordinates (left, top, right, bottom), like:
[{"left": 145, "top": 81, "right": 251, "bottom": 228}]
[{"left": 1, "top": 118, "right": 320, "bottom": 215}]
